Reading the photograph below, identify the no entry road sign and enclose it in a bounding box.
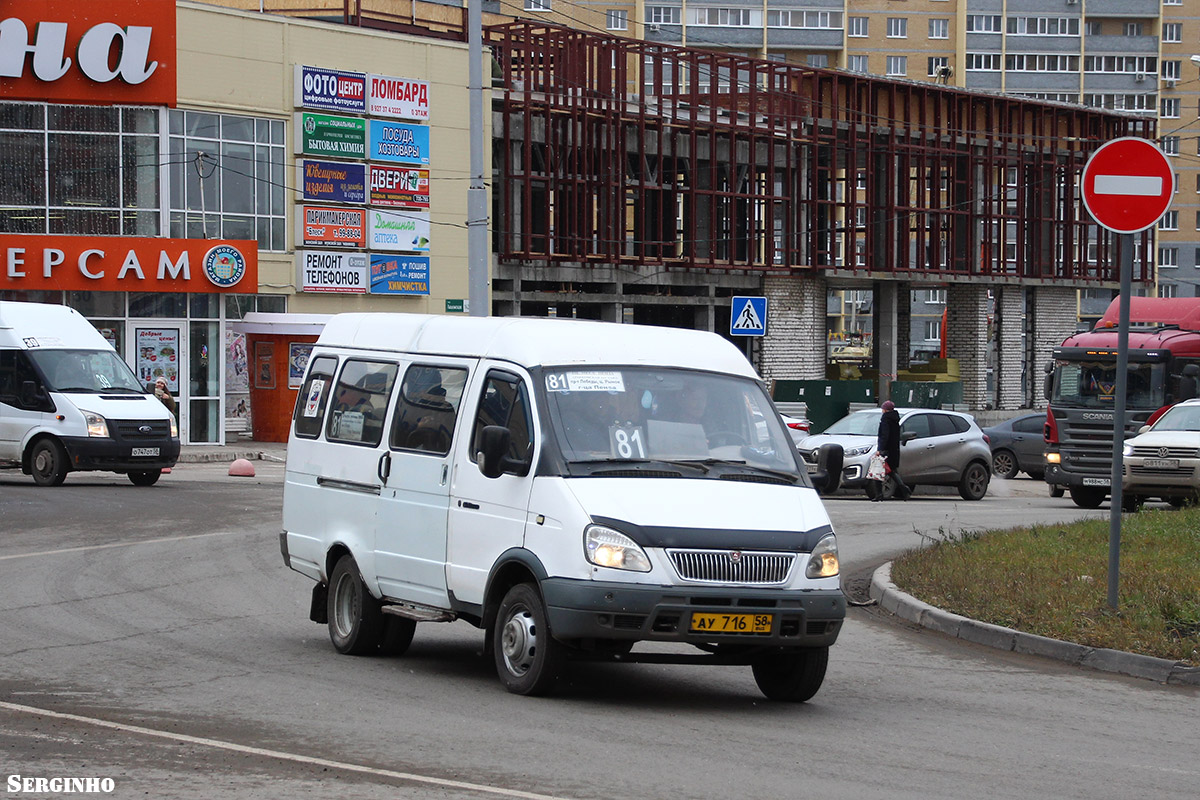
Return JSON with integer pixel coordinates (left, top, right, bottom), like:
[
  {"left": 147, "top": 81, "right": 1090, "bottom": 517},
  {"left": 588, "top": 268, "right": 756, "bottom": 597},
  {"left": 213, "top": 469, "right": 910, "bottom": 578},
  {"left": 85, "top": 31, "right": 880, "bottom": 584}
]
[{"left": 1080, "top": 137, "right": 1174, "bottom": 234}]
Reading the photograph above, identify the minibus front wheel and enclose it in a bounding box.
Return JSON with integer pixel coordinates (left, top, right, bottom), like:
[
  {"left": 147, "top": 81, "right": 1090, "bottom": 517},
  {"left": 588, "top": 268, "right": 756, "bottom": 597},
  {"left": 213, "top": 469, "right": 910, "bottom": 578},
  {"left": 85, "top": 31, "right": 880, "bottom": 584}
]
[
  {"left": 327, "top": 554, "right": 383, "bottom": 655},
  {"left": 29, "top": 438, "right": 68, "bottom": 487},
  {"left": 751, "top": 646, "right": 829, "bottom": 702},
  {"left": 493, "top": 583, "right": 565, "bottom": 696}
]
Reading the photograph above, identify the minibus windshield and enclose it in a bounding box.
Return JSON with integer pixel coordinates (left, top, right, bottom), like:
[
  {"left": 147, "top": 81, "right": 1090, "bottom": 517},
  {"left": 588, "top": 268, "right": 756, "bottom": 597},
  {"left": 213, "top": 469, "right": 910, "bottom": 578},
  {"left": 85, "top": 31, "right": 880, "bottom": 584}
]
[
  {"left": 30, "top": 349, "right": 145, "bottom": 393},
  {"left": 542, "top": 367, "right": 802, "bottom": 478}
]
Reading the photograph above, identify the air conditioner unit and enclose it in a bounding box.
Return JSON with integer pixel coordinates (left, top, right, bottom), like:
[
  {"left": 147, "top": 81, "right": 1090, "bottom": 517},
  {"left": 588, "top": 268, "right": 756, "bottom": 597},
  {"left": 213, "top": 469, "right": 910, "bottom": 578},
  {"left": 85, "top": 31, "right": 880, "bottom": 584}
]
[
  {"left": 1165, "top": 78, "right": 1178, "bottom": 88},
  {"left": 1135, "top": 72, "right": 1146, "bottom": 82},
  {"left": 648, "top": 23, "right": 660, "bottom": 32}
]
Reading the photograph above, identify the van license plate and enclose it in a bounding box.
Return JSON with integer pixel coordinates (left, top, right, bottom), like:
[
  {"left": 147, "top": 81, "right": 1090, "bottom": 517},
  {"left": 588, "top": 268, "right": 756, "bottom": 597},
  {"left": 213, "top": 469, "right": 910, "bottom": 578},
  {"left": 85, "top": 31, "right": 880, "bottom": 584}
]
[
  {"left": 131, "top": 447, "right": 159, "bottom": 457},
  {"left": 1081, "top": 477, "right": 1109, "bottom": 487},
  {"left": 689, "top": 612, "right": 772, "bottom": 634},
  {"left": 1144, "top": 458, "right": 1179, "bottom": 469}
]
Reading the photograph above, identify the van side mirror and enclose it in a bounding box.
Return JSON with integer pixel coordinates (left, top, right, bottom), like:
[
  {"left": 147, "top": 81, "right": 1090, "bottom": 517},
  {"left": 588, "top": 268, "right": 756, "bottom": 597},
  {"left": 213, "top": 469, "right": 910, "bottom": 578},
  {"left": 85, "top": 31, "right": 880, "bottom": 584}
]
[
  {"left": 1042, "top": 361, "right": 1054, "bottom": 401},
  {"left": 479, "top": 425, "right": 530, "bottom": 479},
  {"left": 19, "top": 380, "right": 50, "bottom": 411},
  {"left": 810, "top": 443, "right": 843, "bottom": 495}
]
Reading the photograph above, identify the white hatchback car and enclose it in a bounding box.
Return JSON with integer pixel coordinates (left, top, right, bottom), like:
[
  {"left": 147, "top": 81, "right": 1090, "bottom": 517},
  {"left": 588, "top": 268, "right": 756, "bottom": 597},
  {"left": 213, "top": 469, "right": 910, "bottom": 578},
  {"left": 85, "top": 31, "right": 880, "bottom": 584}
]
[
  {"left": 796, "top": 407, "right": 993, "bottom": 500},
  {"left": 1122, "top": 399, "right": 1200, "bottom": 508}
]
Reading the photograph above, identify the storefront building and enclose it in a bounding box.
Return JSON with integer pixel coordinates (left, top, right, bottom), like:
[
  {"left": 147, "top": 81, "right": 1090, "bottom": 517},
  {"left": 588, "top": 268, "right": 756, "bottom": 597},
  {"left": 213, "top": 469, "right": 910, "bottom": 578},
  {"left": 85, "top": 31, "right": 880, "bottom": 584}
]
[{"left": 1, "top": 0, "right": 477, "bottom": 443}]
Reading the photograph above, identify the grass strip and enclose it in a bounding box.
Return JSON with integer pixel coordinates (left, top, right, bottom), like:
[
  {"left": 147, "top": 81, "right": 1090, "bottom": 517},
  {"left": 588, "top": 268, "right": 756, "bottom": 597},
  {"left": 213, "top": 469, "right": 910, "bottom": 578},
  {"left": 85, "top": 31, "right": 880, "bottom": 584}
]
[{"left": 890, "top": 507, "right": 1200, "bottom": 666}]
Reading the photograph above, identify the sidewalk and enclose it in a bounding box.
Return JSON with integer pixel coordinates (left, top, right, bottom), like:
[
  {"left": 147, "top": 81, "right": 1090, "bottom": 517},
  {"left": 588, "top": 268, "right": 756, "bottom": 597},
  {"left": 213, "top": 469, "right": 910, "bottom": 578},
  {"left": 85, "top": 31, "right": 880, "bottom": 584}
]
[{"left": 177, "top": 439, "right": 287, "bottom": 464}]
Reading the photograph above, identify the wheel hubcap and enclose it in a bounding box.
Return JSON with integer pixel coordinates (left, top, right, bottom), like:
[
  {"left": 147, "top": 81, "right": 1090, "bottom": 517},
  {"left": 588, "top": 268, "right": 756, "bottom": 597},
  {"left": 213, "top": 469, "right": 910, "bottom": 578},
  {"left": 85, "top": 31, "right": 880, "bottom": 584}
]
[
  {"left": 333, "top": 574, "right": 357, "bottom": 638},
  {"left": 501, "top": 608, "right": 537, "bottom": 676}
]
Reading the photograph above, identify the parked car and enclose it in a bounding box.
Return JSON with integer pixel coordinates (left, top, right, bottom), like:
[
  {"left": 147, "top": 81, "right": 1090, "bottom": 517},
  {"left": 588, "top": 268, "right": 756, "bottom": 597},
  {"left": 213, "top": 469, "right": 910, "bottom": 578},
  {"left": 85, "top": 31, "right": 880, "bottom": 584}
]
[
  {"left": 796, "top": 407, "right": 993, "bottom": 500},
  {"left": 1121, "top": 399, "right": 1200, "bottom": 510},
  {"left": 780, "top": 413, "right": 811, "bottom": 447},
  {"left": 981, "top": 412, "right": 1046, "bottom": 480}
]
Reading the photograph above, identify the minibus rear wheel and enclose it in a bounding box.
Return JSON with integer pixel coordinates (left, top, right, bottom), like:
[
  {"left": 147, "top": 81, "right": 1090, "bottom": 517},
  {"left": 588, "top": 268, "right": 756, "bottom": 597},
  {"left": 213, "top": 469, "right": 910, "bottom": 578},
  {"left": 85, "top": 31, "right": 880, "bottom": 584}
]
[
  {"left": 751, "top": 646, "right": 829, "bottom": 702},
  {"left": 327, "top": 554, "right": 383, "bottom": 655},
  {"left": 493, "top": 583, "right": 564, "bottom": 696}
]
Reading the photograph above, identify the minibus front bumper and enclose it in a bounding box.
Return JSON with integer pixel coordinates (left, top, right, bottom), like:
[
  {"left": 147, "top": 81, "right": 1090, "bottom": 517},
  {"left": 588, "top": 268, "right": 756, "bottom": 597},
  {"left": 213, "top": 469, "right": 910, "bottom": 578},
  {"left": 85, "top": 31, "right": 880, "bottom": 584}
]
[
  {"left": 541, "top": 578, "right": 845, "bottom": 649},
  {"left": 60, "top": 435, "right": 181, "bottom": 471}
]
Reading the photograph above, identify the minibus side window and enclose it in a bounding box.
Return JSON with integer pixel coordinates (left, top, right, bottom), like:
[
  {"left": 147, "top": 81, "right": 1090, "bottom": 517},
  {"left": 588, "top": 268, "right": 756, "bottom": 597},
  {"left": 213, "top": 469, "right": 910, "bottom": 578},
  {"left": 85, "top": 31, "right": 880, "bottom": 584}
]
[
  {"left": 0, "top": 350, "right": 51, "bottom": 411},
  {"left": 326, "top": 360, "right": 399, "bottom": 447},
  {"left": 389, "top": 365, "right": 468, "bottom": 456},
  {"left": 471, "top": 373, "right": 533, "bottom": 466},
  {"left": 293, "top": 356, "right": 338, "bottom": 438}
]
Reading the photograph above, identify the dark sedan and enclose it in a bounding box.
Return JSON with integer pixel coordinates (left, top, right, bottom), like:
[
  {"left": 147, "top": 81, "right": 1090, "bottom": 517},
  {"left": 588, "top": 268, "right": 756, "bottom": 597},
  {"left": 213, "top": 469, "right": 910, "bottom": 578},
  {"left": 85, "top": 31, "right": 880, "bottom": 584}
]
[{"left": 982, "top": 412, "right": 1046, "bottom": 479}]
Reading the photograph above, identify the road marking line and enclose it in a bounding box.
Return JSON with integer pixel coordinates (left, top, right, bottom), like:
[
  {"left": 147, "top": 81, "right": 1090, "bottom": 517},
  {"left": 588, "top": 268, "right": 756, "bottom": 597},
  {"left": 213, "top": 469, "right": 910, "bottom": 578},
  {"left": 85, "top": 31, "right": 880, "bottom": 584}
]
[
  {"left": 0, "top": 531, "right": 242, "bottom": 562},
  {"left": 0, "top": 700, "right": 573, "bottom": 800},
  {"left": 1093, "top": 175, "right": 1162, "bottom": 196}
]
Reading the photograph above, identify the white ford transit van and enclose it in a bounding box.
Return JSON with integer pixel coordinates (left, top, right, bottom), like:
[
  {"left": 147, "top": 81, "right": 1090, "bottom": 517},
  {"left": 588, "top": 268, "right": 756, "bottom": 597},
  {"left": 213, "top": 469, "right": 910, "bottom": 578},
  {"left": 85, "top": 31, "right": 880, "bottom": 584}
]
[
  {"left": 281, "top": 314, "right": 845, "bottom": 700},
  {"left": 0, "top": 301, "right": 180, "bottom": 486}
]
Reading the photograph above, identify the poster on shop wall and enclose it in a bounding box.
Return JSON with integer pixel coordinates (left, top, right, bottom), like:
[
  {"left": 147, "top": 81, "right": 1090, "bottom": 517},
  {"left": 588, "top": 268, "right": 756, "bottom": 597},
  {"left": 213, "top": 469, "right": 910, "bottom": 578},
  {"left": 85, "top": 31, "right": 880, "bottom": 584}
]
[{"left": 135, "top": 328, "right": 179, "bottom": 393}]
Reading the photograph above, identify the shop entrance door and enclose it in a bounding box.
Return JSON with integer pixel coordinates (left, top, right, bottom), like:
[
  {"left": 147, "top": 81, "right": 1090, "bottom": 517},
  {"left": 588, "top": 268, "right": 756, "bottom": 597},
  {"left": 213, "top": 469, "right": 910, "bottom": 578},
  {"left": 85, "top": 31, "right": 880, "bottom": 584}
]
[{"left": 130, "top": 323, "right": 189, "bottom": 441}]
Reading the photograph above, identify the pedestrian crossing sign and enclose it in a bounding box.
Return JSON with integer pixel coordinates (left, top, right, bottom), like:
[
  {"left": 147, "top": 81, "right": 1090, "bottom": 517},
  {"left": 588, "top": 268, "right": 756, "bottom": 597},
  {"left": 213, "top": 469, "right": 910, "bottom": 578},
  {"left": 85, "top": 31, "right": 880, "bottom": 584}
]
[{"left": 730, "top": 296, "right": 767, "bottom": 337}]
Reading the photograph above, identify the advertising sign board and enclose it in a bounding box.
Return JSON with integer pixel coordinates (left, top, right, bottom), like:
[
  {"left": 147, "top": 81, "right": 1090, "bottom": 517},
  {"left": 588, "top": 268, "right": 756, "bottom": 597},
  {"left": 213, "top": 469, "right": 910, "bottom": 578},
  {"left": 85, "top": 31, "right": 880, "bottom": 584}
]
[
  {"left": 369, "top": 165, "right": 430, "bottom": 208},
  {"left": 0, "top": 0, "right": 176, "bottom": 106},
  {"left": 297, "top": 250, "right": 369, "bottom": 293},
  {"left": 293, "top": 65, "right": 367, "bottom": 113},
  {"left": 295, "top": 112, "right": 367, "bottom": 159},
  {"left": 367, "top": 74, "right": 431, "bottom": 121},
  {"left": 368, "top": 120, "right": 430, "bottom": 165},
  {"left": 367, "top": 209, "right": 430, "bottom": 252},
  {"left": 297, "top": 206, "right": 367, "bottom": 249},
  {"left": 370, "top": 254, "right": 430, "bottom": 295},
  {"left": 298, "top": 159, "right": 366, "bottom": 204}
]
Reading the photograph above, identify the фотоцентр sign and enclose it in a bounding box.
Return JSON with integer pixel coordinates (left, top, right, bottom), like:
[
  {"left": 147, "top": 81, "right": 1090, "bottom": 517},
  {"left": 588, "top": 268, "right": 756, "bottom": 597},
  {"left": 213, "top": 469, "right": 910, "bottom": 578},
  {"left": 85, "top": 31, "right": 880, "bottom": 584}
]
[
  {"left": 369, "top": 165, "right": 430, "bottom": 209},
  {"left": 370, "top": 254, "right": 430, "bottom": 295},
  {"left": 368, "top": 209, "right": 430, "bottom": 252},
  {"left": 368, "top": 120, "right": 430, "bottom": 165},
  {"left": 298, "top": 159, "right": 366, "bottom": 204},
  {"left": 294, "top": 65, "right": 366, "bottom": 113},
  {"left": 297, "top": 206, "right": 367, "bottom": 249},
  {"left": 367, "top": 74, "right": 430, "bottom": 122},
  {"left": 295, "top": 112, "right": 366, "bottom": 159},
  {"left": 297, "top": 250, "right": 368, "bottom": 293}
]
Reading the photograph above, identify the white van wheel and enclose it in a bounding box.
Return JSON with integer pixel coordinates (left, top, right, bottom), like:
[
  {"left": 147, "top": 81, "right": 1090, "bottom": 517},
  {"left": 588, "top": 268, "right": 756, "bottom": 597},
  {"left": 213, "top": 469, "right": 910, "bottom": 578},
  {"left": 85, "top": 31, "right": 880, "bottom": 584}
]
[
  {"left": 751, "top": 647, "right": 829, "bottom": 702},
  {"left": 128, "top": 470, "right": 162, "bottom": 487},
  {"left": 493, "top": 583, "right": 564, "bottom": 695},
  {"left": 30, "top": 439, "right": 68, "bottom": 486},
  {"left": 327, "top": 554, "right": 383, "bottom": 655}
]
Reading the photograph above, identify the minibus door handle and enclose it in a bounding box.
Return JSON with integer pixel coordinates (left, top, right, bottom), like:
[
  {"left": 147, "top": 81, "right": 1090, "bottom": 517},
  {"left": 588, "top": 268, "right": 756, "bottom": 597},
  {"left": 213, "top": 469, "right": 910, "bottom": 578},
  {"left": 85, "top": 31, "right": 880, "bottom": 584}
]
[{"left": 377, "top": 452, "right": 391, "bottom": 483}]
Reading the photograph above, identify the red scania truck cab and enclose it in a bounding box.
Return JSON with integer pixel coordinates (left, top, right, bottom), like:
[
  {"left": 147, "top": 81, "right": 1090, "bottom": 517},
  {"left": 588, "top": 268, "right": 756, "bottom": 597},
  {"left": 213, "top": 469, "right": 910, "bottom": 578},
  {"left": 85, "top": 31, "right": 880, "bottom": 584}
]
[{"left": 1043, "top": 297, "right": 1200, "bottom": 508}]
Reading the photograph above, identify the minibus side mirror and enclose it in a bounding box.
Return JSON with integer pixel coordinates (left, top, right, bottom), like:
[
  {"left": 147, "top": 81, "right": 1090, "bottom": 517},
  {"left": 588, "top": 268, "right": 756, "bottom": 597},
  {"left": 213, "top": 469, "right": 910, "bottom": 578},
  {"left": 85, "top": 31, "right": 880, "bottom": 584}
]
[
  {"left": 19, "top": 380, "right": 50, "bottom": 411},
  {"left": 479, "top": 425, "right": 512, "bottom": 479}
]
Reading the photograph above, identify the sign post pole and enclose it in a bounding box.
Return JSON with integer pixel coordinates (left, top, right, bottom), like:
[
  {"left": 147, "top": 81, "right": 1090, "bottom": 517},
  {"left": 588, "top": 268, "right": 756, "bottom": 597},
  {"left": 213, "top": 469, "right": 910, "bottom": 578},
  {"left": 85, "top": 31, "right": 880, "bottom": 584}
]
[{"left": 1107, "top": 237, "right": 1132, "bottom": 610}]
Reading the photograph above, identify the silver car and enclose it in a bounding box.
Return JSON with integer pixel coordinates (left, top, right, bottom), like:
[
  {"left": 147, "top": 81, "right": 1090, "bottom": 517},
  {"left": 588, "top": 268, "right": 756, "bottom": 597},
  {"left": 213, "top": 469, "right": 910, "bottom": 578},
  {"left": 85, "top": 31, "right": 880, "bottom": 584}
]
[{"left": 797, "top": 407, "right": 993, "bottom": 500}]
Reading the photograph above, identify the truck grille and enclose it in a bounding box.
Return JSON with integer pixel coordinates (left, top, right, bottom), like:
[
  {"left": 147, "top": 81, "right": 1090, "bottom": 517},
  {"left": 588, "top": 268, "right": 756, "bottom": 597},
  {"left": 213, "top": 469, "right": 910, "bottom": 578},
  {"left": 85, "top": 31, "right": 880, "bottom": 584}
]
[{"left": 666, "top": 549, "right": 794, "bottom": 585}]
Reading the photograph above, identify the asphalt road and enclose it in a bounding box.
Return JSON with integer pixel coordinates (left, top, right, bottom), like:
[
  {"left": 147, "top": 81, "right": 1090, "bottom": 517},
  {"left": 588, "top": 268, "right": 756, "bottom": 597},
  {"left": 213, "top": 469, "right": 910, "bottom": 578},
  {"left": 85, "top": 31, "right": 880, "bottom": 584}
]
[{"left": 1, "top": 463, "right": 1196, "bottom": 800}]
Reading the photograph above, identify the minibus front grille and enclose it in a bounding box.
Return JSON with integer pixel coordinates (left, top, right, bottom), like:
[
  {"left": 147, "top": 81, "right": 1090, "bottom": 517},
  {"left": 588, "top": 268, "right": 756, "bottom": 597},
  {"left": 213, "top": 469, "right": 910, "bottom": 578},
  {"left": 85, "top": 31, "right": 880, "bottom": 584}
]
[
  {"left": 666, "top": 549, "right": 794, "bottom": 585},
  {"left": 113, "top": 420, "right": 171, "bottom": 440}
]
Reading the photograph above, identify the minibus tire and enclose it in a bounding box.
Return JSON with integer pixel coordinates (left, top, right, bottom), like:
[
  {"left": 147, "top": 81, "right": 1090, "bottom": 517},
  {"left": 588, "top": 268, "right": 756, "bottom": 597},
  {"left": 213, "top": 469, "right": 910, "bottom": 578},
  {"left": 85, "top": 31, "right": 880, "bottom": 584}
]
[
  {"left": 128, "top": 470, "right": 162, "bottom": 487},
  {"left": 29, "top": 439, "right": 68, "bottom": 487},
  {"left": 751, "top": 646, "right": 829, "bottom": 702},
  {"left": 493, "top": 583, "right": 564, "bottom": 696},
  {"left": 327, "top": 554, "right": 383, "bottom": 655},
  {"left": 379, "top": 616, "right": 417, "bottom": 656}
]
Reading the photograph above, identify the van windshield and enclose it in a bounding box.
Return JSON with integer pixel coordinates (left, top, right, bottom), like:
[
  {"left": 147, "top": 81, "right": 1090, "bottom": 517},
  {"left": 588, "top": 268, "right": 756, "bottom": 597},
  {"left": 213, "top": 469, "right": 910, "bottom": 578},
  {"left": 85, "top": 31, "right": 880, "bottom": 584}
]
[
  {"left": 29, "top": 349, "right": 145, "bottom": 393},
  {"left": 542, "top": 367, "right": 802, "bottom": 479}
]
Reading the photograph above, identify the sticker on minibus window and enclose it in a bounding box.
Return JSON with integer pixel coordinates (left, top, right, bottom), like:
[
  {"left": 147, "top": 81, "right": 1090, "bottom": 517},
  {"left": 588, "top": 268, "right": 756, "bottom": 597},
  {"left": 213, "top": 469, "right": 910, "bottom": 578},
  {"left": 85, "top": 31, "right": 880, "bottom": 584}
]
[
  {"left": 303, "top": 379, "right": 325, "bottom": 416},
  {"left": 544, "top": 371, "right": 624, "bottom": 393}
]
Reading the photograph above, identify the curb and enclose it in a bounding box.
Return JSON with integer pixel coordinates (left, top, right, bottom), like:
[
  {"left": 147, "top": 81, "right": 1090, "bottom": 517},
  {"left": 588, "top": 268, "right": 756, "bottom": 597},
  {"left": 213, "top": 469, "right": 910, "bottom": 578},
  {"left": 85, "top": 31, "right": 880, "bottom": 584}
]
[
  {"left": 869, "top": 562, "right": 1200, "bottom": 686},
  {"left": 176, "top": 450, "right": 286, "bottom": 464}
]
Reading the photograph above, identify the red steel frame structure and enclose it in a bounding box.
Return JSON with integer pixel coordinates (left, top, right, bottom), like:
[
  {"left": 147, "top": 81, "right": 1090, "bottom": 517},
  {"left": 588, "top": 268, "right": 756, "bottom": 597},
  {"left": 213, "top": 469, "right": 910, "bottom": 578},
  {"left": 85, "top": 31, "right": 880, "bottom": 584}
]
[{"left": 485, "top": 22, "right": 1155, "bottom": 283}]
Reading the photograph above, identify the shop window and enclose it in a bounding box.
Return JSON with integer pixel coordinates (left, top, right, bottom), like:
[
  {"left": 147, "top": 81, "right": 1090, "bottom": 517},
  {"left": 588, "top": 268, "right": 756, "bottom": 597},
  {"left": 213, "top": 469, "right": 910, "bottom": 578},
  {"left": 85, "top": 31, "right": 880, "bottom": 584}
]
[
  {"left": 326, "top": 360, "right": 399, "bottom": 447},
  {"left": 225, "top": 293, "right": 287, "bottom": 320},
  {"left": 390, "top": 365, "right": 469, "bottom": 455},
  {"left": 0, "top": 103, "right": 160, "bottom": 236},
  {"left": 168, "top": 110, "right": 287, "bottom": 251}
]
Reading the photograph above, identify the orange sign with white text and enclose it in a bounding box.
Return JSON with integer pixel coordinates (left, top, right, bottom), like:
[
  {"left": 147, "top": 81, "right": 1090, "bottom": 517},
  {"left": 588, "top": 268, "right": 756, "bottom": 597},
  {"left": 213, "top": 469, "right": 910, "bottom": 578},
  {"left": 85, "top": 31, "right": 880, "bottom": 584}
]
[
  {"left": 0, "top": 0, "right": 176, "bottom": 106},
  {"left": 1, "top": 236, "right": 257, "bottom": 294}
]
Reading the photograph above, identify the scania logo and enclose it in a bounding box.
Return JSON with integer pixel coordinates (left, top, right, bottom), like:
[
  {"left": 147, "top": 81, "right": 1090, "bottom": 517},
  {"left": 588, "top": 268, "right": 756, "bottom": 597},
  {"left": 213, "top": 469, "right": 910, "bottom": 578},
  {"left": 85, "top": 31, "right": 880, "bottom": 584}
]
[
  {"left": 1081, "top": 412, "right": 1113, "bottom": 420},
  {"left": 138, "top": 425, "right": 152, "bottom": 433},
  {"left": 728, "top": 550, "right": 742, "bottom": 564}
]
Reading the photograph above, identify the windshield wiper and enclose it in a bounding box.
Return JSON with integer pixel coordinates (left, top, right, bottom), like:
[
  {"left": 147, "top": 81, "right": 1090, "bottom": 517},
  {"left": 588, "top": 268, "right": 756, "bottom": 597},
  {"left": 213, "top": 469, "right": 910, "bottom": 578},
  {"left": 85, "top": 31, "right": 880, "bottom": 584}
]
[
  {"left": 568, "top": 457, "right": 712, "bottom": 474},
  {"left": 51, "top": 386, "right": 96, "bottom": 393},
  {"left": 100, "top": 386, "right": 146, "bottom": 393}
]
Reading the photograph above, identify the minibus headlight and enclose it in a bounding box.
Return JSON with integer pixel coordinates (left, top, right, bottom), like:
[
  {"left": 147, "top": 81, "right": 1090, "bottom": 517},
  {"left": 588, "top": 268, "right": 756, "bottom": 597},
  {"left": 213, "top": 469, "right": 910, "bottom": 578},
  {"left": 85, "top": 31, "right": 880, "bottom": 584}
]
[
  {"left": 82, "top": 411, "right": 109, "bottom": 438},
  {"left": 170, "top": 416, "right": 179, "bottom": 438},
  {"left": 584, "top": 525, "right": 651, "bottom": 572},
  {"left": 805, "top": 535, "right": 840, "bottom": 579}
]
